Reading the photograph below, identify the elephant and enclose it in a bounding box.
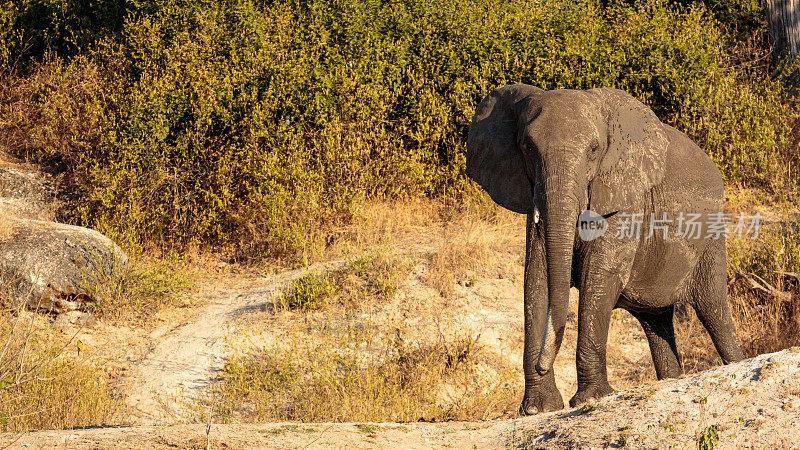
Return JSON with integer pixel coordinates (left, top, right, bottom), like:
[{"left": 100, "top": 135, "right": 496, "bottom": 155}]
[{"left": 466, "top": 84, "right": 744, "bottom": 414}]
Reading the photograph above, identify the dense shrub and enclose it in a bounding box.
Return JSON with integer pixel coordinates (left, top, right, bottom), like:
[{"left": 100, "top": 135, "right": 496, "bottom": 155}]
[
  {"left": 0, "top": 0, "right": 797, "bottom": 257},
  {"left": 0, "top": 0, "right": 126, "bottom": 73},
  {"left": 0, "top": 57, "right": 106, "bottom": 168}
]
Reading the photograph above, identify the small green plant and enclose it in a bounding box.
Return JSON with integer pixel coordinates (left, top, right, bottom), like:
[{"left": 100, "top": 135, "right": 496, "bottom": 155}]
[
  {"left": 339, "top": 251, "right": 407, "bottom": 304},
  {"left": 280, "top": 272, "right": 335, "bottom": 310},
  {"left": 696, "top": 424, "right": 720, "bottom": 450},
  {"left": 263, "top": 424, "right": 316, "bottom": 435},
  {"left": 277, "top": 252, "right": 408, "bottom": 311},
  {"left": 614, "top": 425, "right": 631, "bottom": 447},
  {"left": 355, "top": 423, "right": 380, "bottom": 434}
]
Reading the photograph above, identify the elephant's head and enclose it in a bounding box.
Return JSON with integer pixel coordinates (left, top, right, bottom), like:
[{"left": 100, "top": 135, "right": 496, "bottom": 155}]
[{"left": 466, "top": 84, "right": 669, "bottom": 373}]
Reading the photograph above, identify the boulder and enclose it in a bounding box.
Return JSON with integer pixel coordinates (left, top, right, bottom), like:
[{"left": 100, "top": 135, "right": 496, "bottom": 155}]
[
  {"left": 0, "top": 216, "right": 127, "bottom": 314},
  {"left": 0, "top": 165, "right": 58, "bottom": 221},
  {"left": 0, "top": 166, "right": 57, "bottom": 201}
]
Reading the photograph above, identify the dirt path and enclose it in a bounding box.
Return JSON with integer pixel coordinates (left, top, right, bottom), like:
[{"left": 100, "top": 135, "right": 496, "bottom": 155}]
[{"left": 124, "top": 260, "right": 347, "bottom": 425}]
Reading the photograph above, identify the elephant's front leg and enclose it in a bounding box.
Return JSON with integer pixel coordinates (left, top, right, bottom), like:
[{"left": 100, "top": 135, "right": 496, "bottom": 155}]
[
  {"left": 520, "top": 214, "right": 564, "bottom": 415},
  {"left": 570, "top": 263, "right": 624, "bottom": 407}
]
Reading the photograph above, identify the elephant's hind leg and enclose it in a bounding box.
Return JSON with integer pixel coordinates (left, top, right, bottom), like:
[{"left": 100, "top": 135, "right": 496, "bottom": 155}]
[
  {"left": 691, "top": 245, "right": 745, "bottom": 364},
  {"left": 632, "top": 306, "right": 682, "bottom": 379}
]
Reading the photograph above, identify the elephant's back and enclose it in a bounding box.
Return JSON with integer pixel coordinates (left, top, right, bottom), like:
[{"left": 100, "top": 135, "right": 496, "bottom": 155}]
[{"left": 661, "top": 123, "right": 724, "bottom": 200}]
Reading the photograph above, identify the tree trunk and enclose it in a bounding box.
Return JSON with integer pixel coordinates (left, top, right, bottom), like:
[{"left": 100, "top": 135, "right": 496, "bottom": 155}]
[{"left": 766, "top": 0, "right": 800, "bottom": 66}]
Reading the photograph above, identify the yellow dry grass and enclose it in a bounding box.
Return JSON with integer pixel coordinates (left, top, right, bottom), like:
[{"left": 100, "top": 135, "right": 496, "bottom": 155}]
[
  {"left": 0, "top": 307, "right": 123, "bottom": 431},
  {"left": 211, "top": 211, "right": 525, "bottom": 423},
  {"left": 214, "top": 319, "right": 519, "bottom": 423},
  {"left": 0, "top": 213, "right": 13, "bottom": 242},
  {"left": 319, "top": 198, "right": 447, "bottom": 260},
  {"left": 426, "top": 204, "right": 524, "bottom": 298}
]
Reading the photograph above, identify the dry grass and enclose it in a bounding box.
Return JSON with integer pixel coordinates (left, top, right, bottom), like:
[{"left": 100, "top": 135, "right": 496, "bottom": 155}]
[
  {"left": 211, "top": 238, "right": 521, "bottom": 424},
  {"left": 0, "top": 272, "right": 127, "bottom": 434},
  {"left": 212, "top": 198, "right": 800, "bottom": 425},
  {"left": 725, "top": 220, "right": 800, "bottom": 357},
  {"left": 605, "top": 309, "right": 658, "bottom": 389},
  {"left": 80, "top": 256, "right": 193, "bottom": 326},
  {"left": 324, "top": 194, "right": 521, "bottom": 255},
  {"left": 732, "top": 290, "right": 800, "bottom": 357},
  {"left": 426, "top": 203, "right": 523, "bottom": 298},
  {"left": 342, "top": 199, "right": 447, "bottom": 248},
  {"left": 214, "top": 321, "right": 518, "bottom": 423},
  {"left": 672, "top": 219, "right": 800, "bottom": 374},
  {"left": 0, "top": 304, "right": 123, "bottom": 432},
  {"left": 0, "top": 214, "right": 12, "bottom": 243},
  {"left": 674, "top": 306, "right": 725, "bottom": 374}
]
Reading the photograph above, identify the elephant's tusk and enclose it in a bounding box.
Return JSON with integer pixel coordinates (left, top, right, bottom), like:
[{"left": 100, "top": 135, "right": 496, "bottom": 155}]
[{"left": 534, "top": 207, "right": 540, "bottom": 224}]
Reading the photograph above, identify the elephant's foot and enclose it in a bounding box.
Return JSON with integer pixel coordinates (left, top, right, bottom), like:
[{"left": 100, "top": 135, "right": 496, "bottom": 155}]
[
  {"left": 569, "top": 382, "right": 614, "bottom": 407},
  {"left": 519, "top": 373, "right": 564, "bottom": 415}
]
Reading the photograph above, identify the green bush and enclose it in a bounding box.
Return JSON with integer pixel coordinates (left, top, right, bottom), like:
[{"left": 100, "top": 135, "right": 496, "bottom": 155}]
[
  {"left": 1, "top": 0, "right": 797, "bottom": 258},
  {"left": 280, "top": 272, "right": 336, "bottom": 310},
  {"left": 278, "top": 251, "right": 408, "bottom": 309},
  {"left": 0, "top": 0, "right": 126, "bottom": 73}
]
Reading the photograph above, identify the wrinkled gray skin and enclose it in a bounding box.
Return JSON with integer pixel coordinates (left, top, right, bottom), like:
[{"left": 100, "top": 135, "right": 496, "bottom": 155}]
[{"left": 466, "top": 85, "right": 744, "bottom": 414}]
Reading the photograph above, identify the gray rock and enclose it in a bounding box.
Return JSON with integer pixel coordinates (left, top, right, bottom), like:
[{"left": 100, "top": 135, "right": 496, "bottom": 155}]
[
  {"left": 0, "top": 216, "right": 127, "bottom": 314},
  {"left": 53, "top": 310, "right": 96, "bottom": 329},
  {"left": 0, "top": 160, "right": 80, "bottom": 223},
  {"left": 0, "top": 166, "right": 58, "bottom": 221},
  {"left": 0, "top": 166, "right": 57, "bottom": 200}
]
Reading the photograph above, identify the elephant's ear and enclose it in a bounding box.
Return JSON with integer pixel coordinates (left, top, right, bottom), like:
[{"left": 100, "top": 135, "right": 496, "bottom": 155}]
[
  {"left": 467, "top": 84, "right": 543, "bottom": 214},
  {"left": 587, "top": 89, "right": 669, "bottom": 215}
]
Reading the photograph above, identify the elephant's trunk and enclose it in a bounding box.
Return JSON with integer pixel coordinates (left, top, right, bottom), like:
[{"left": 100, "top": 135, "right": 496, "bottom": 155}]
[{"left": 535, "top": 159, "right": 582, "bottom": 375}]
